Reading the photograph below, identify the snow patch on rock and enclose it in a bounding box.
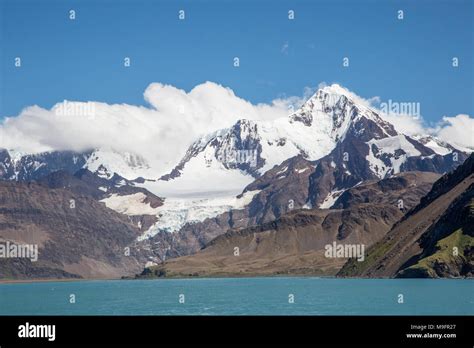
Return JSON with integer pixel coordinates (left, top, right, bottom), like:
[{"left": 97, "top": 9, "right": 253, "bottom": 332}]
[
  {"left": 366, "top": 135, "right": 421, "bottom": 178},
  {"left": 319, "top": 189, "right": 345, "bottom": 209},
  {"left": 101, "top": 192, "right": 160, "bottom": 216}
]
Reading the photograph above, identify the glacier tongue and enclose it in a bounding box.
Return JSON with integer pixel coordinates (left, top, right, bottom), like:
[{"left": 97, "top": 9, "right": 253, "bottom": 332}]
[
  {"left": 137, "top": 189, "right": 261, "bottom": 240},
  {"left": 130, "top": 84, "right": 417, "bottom": 240}
]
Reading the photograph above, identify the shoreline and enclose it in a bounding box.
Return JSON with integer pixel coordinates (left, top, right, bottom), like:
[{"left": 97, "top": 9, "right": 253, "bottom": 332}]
[
  {"left": 0, "top": 277, "right": 120, "bottom": 285},
  {"left": 0, "top": 274, "right": 470, "bottom": 284}
]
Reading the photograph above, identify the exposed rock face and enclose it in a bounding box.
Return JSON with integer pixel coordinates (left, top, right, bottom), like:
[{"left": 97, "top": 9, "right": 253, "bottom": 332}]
[
  {"left": 0, "top": 181, "right": 148, "bottom": 280},
  {"left": 144, "top": 156, "right": 316, "bottom": 261},
  {"left": 0, "top": 149, "right": 90, "bottom": 181},
  {"left": 332, "top": 172, "right": 441, "bottom": 210},
  {"left": 338, "top": 154, "right": 474, "bottom": 278},
  {"left": 40, "top": 168, "right": 164, "bottom": 208},
  {"left": 36, "top": 169, "right": 163, "bottom": 233},
  {"left": 0, "top": 85, "right": 470, "bottom": 279},
  {"left": 144, "top": 168, "right": 442, "bottom": 263},
  {"left": 139, "top": 205, "right": 402, "bottom": 278},
  {"left": 0, "top": 148, "right": 152, "bottom": 183},
  {"left": 242, "top": 155, "right": 315, "bottom": 222},
  {"left": 306, "top": 128, "right": 467, "bottom": 210},
  {"left": 137, "top": 171, "right": 438, "bottom": 277},
  {"left": 160, "top": 119, "right": 265, "bottom": 181},
  {"left": 148, "top": 84, "right": 467, "bottom": 262}
]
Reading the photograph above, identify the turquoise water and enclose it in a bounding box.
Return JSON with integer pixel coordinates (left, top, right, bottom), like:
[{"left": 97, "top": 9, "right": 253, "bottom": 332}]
[{"left": 0, "top": 277, "right": 472, "bottom": 315}]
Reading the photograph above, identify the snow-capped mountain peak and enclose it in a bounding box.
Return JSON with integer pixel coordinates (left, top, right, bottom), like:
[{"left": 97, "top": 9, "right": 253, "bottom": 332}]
[
  {"left": 1, "top": 83, "right": 469, "bottom": 246},
  {"left": 289, "top": 84, "right": 397, "bottom": 141},
  {"left": 1, "top": 84, "right": 464, "bottom": 192},
  {"left": 157, "top": 84, "right": 441, "bottom": 191}
]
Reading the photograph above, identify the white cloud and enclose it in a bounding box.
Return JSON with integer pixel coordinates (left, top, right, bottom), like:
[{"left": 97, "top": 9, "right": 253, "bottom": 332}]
[
  {"left": 377, "top": 109, "right": 473, "bottom": 150},
  {"left": 0, "top": 81, "right": 471, "bottom": 176},
  {"left": 379, "top": 113, "right": 426, "bottom": 136},
  {"left": 433, "top": 114, "right": 474, "bottom": 150},
  {"left": 0, "top": 81, "right": 292, "bottom": 171}
]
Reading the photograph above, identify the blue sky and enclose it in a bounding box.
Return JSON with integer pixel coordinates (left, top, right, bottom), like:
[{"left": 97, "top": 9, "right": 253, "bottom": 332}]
[{"left": 0, "top": 0, "right": 472, "bottom": 124}]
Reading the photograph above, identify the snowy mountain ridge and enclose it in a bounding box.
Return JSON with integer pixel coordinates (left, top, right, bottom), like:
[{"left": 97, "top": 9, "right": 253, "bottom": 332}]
[
  {"left": 1, "top": 84, "right": 461, "bottom": 186},
  {"left": 0, "top": 84, "right": 468, "bottom": 242},
  {"left": 157, "top": 84, "right": 459, "bottom": 189}
]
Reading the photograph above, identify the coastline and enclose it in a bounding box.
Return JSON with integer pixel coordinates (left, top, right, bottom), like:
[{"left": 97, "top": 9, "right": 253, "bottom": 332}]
[
  {"left": 1, "top": 274, "right": 471, "bottom": 284},
  {"left": 0, "top": 277, "right": 117, "bottom": 285}
]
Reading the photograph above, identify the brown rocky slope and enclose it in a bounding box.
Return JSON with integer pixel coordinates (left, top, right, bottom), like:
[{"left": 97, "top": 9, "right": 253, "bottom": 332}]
[
  {"left": 338, "top": 153, "right": 474, "bottom": 278},
  {"left": 0, "top": 181, "right": 147, "bottom": 280},
  {"left": 138, "top": 171, "right": 438, "bottom": 278}
]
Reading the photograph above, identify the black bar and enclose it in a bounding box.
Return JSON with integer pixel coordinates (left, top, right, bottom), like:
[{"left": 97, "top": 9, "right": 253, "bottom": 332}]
[{"left": 0, "top": 316, "right": 472, "bottom": 346}]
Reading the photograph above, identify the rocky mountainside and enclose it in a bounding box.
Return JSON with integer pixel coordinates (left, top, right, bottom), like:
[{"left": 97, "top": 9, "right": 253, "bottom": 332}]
[
  {"left": 36, "top": 169, "right": 164, "bottom": 233},
  {"left": 142, "top": 145, "right": 462, "bottom": 264},
  {"left": 0, "top": 149, "right": 90, "bottom": 181},
  {"left": 332, "top": 172, "right": 441, "bottom": 209},
  {"left": 136, "top": 85, "right": 466, "bottom": 255},
  {"left": 397, "top": 186, "right": 473, "bottom": 277},
  {"left": 0, "top": 84, "right": 470, "bottom": 278},
  {"left": 338, "top": 153, "right": 474, "bottom": 278},
  {"left": 249, "top": 86, "right": 466, "bottom": 217},
  {"left": 1, "top": 86, "right": 466, "bottom": 236},
  {"left": 137, "top": 171, "right": 438, "bottom": 277},
  {"left": 0, "top": 180, "right": 151, "bottom": 280},
  {"left": 0, "top": 147, "right": 153, "bottom": 183}
]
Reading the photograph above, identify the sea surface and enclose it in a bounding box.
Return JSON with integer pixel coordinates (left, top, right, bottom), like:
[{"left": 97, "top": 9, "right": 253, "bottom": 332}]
[{"left": 0, "top": 277, "right": 472, "bottom": 315}]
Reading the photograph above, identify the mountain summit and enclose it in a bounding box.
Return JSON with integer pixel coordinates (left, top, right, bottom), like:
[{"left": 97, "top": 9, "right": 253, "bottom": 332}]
[
  {"left": 0, "top": 84, "right": 469, "bottom": 245},
  {"left": 156, "top": 84, "right": 465, "bottom": 198}
]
